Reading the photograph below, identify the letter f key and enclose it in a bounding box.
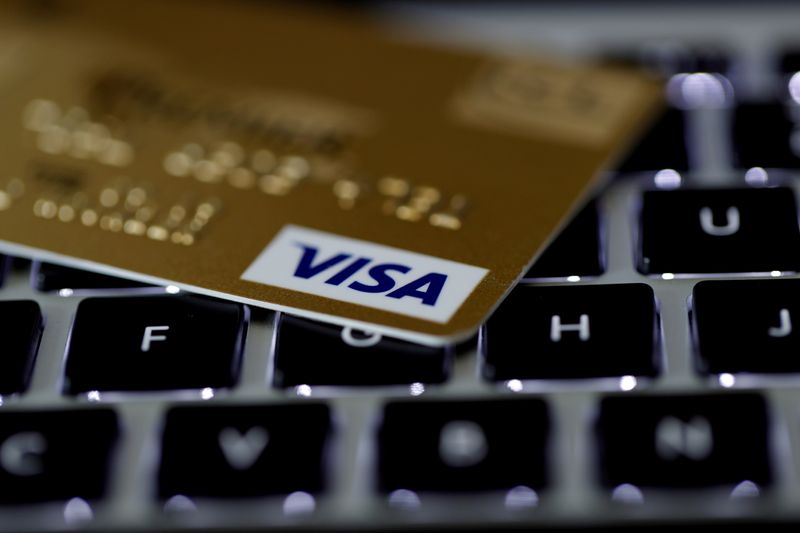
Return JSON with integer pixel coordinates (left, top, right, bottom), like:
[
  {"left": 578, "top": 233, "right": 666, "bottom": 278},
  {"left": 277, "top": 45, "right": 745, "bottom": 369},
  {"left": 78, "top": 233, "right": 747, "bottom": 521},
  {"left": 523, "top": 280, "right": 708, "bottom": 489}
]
[{"left": 141, "top": 325, "right": 170, "bottom": 352}]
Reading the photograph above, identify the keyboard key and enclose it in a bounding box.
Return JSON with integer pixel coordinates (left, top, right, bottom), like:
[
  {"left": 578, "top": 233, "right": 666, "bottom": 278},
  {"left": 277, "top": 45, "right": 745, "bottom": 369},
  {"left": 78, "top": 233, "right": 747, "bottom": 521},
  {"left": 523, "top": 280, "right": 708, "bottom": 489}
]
[
  {"left": 0, "top": 409, "right": 118, "bottom": 502},
  {"left": 615, "top": 108, "right": 689, "bottom": 173},
  {"left": 597, "top": 394, "right": 770, "bottom": 488},
  {"left": 733, "top": 103, "right": 800, "bottom": 169},
  {"left": 0, "top": 254, "right": 10, "bottom": 287},
  {"left": 604, "top": 42, "right": 730, "bottom": 77},
  {"left": 780, "top": 48, "right": 800, "bottom": 76},
  {"left": 378, "top": 398, "right": 548, "bottom": 492},
  {"left": 158, "top": 403, "right": 331, "bottom": 498},
  {"left": 693, "top": 279, "right": 800, "bottom": 374},
  {"left": 781, "top": 49, "right": 800, "bottom": 102},
  {"left": 274, "top": 314, "right": 449, "bottom": 387},
  {"left": 0, "top": 301, "right": 43, "bottom": 395},
  {"left": 484, "top": 284, "right": 659, "bottom": 380},
  {"left": 32, "top": 261, "right": 151, "bottom": 292},
  {"left": 10, "top": 256, "right": 30, "bottom": 271},
  {"left": 523, "top": 200, "right": 604, "bottom": 280},
  {"left": 63, "top": 295, "right": 247, "bottom": 394},
  {"left": 638, "top": 187, "right": 800, "bottom": 275}
]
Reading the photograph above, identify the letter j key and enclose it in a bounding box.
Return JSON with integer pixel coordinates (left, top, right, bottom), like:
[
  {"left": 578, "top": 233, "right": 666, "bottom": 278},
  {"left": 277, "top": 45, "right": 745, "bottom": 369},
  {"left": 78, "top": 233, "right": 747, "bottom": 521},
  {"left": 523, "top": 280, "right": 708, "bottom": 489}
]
[{"left": 693, "top": 279, "right": 800, "bottom": 374}]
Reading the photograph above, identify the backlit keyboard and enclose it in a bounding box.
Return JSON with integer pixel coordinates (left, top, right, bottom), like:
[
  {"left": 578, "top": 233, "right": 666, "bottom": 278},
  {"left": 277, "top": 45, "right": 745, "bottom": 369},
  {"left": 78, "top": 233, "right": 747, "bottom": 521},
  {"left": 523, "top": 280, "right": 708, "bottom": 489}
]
[{"left": 3, "top": 2, "right": 800, "bottom": 531}]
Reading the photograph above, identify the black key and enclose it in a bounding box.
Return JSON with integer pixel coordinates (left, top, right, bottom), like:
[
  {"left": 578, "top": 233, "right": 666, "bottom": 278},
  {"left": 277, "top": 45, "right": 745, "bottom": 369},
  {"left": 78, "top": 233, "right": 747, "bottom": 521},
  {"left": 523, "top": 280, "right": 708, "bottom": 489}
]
[
  {"left": 10, "top": 256, "right": 30, "bottom": 272},
  {"left": 484, "top": 284, "right": 658, "bottom": 380},
  {"left": 693, "top": 279, "right": 800, "bottom": 374},
  {"left": 780, "top": 50, "right": 800, "bottom": 102},
  {"left": 378, "top": 398, "right": 548, "bottom": 493},
  {"left": 159, "top": 403, "right": 330, "bottom": 498},
  {"left": 32, "top": 261, "right": 151, "bottom": 292},
  {"left": 733, "top": 103, "right": 800, "bottom": 169},
  {"left": 0, "top": 254, "right": 10, "bottom": 287},
  {"left": 780, "top": 48, "right": 800, "bottom": 75},
  {"left": 604, "top": 43, "right": 730, "bottom": 77},
  {"left": 63, "top": 295, "right": 247, "bottom": 394},
  {"left": 0, "top": 409, "right": 118, "bottom": 502},
  {"left": 638, "top": 187, "right": 800, "bottom": 275},
  {"left": 687, "top": 46, "right": 730, "bottom": 75},
  {"left": 274, "top": 314, "right": 449, "bottom": 387},
  {"left": 523, "top": 200, "right": 604, "bottom": 280},
  {"left": 615, "top": 107, "right": 689, "bottom": 173},
  {"left": 0, "top": 301, "right": 43, "bottom": 395},
  {"left": 597, "top": 394, "right": 770, "bottom": 488}
]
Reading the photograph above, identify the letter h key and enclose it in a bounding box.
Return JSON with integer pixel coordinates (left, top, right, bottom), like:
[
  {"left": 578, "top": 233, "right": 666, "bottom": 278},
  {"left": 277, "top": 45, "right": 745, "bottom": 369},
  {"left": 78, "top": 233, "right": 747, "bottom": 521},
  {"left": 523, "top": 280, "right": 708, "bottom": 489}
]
[
  {"left": 484, "top": 283, "right": 659, "bottom": 380},
  {"left": 550, "top": 314, "right": 590, "bottom": 342}
]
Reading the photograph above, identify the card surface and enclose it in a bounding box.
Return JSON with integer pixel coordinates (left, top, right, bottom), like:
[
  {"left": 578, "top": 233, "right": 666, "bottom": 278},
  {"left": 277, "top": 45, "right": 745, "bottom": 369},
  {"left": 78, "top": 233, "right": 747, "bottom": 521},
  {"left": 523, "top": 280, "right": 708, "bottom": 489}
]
[{"left": 0, "top": 1, "right": 662, "bottom": 345}]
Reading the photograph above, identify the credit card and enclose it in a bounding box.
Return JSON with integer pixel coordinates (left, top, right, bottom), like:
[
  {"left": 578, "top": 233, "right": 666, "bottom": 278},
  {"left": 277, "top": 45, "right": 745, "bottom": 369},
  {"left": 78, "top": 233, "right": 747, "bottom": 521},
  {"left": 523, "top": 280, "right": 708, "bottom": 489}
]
[{"left": 0, "top": 1, "right": 662, "bottom": 345}]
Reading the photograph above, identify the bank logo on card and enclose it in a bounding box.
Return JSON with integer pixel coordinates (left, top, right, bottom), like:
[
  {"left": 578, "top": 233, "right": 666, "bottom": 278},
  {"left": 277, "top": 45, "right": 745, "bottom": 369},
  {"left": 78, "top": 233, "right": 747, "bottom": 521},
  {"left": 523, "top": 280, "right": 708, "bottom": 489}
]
[{"left": 241, "top": 225, "right": 489, "bottom": 323}]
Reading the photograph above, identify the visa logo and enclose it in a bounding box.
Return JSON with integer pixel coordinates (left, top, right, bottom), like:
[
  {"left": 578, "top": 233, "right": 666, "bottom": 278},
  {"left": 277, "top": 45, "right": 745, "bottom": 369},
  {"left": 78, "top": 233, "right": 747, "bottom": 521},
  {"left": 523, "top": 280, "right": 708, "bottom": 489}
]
[
  {"left": 241, "top": 225, "right": 488, "bottom": 323},
  {"left": 294, "top": 245, "right": 447, "bottom": 306}
]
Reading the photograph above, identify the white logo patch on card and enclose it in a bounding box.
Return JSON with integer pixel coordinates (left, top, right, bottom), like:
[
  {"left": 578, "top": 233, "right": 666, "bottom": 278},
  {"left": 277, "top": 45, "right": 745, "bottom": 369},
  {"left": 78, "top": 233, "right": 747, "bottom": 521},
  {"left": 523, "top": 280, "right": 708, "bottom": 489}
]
[{"left": 241, "top": 225, "right": 488, "bottom": 324}]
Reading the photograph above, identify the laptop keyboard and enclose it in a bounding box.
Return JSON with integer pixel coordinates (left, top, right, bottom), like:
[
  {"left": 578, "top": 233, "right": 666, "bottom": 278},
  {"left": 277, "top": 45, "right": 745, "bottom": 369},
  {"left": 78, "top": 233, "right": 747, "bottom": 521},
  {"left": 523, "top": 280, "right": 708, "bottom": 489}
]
[{"left": 3, "top": 3, "right": 800, "bottom": 531}]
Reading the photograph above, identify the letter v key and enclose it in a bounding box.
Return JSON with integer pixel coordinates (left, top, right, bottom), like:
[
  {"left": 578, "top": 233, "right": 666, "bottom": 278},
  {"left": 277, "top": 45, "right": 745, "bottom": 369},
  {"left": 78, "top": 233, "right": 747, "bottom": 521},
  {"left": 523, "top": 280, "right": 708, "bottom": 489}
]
[{"left": 218, "top": 427, "right": 269, "bottom": 470}]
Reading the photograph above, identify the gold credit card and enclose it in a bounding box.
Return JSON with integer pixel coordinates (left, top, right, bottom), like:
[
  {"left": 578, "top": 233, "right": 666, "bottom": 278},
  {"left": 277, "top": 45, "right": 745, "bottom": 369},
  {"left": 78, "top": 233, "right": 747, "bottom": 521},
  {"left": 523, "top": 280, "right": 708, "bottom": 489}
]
[{"left": 0, "top": 1, "right": 662, "bottom": 345}]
